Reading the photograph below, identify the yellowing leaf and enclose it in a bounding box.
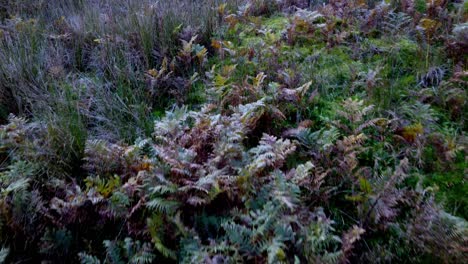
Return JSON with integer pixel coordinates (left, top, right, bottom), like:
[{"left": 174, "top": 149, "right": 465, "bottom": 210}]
[
  {"left": 147, "top": 69, "right": 158, "bottom": 77},
  {"left": 221, "top": 64, "right": 237, "bottom": 77},
  {"left": 211, "top": 39, "right": 222, "bottom": 50},
  {"left": 214, "top": 74, "right": 227, "bottom": 87},
  {"left": 419, "top": 18, "right": 440, "bottom": 38},
  {"left": 196, "top": 47, "right": 208, "bottom": 64},
  {"left": 401, "top": 123, "right": 424, "bottom": 142},
  {"left": 359, "top": 177, "right": 372, "bottom": 194},
  {"left": 217, "top": 3, "right": 227, "bottom": 16}
]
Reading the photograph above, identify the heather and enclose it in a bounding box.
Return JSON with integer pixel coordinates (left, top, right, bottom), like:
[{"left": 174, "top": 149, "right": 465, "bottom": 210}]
[{"left": 0, "top": 0, "right": 466, "bottom": 263}]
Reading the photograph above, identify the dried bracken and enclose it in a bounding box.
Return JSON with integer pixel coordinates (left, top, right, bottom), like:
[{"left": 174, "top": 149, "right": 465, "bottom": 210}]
[{"left": 0, "top": 0, "right": 465, "bottom": 263}]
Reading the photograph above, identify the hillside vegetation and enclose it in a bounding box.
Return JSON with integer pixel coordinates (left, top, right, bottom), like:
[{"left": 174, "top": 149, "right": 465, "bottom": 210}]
[{"left": 0, "top": 0, "right": 467, "bottom": 263}]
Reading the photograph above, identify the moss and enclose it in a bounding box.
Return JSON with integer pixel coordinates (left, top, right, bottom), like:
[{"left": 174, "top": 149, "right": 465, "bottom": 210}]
[
  {"left": 262, "top": 16, "right": 288, "bottom": 31},
  {"left": 241, "top": 35, "right": 264, "bottom": 47},
  {"left": 401, "top": 123, "right": 424, "bottom": 142},
  {"left": 237, "top": 16, "right": 287, "bottom": 48}
]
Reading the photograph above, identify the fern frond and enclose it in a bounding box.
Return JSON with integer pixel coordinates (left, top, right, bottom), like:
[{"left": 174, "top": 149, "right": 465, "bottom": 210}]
[
  {"left": 103, "top": 240, "right": 124, "bottom": 264},
  {"left": 0, "top": 247, "right": 9, "bottom": 264},
  {"left": 78, "top": 252, "right": 101, "bottom": 264},
  {"left": 150, "top": 185, "right": 178, "bottom": 195},
  {"left": 153, "top": 239, "right": 176, "bottom": 260},
  {"left": 146, "top": 214, "right": 177, "bottom": 260},
  {"left": 266, "top": 238, "right": 286, "bottom": 264},
  {"left": 131, "top": 250, "right": 155, "bottom": 264},
  {"left": 248, "top": 134, "right": 296, "bottom": 174},
  {"left": 2, "top": 178, "right": 30, "bottom": 195},
  {"left": 382, "top": 12, "right": 413, "bottom": 36},
  {"left": 297, "top": 127, "right": 340, "bottom": 151},
  {"left": 146, "top": 197, "right": 179, "bottom": 214}
]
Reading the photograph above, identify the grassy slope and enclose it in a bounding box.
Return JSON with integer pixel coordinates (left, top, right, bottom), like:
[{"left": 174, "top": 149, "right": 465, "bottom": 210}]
[{"left": 0, "top": 0, "right": 466, "bottom": 263}]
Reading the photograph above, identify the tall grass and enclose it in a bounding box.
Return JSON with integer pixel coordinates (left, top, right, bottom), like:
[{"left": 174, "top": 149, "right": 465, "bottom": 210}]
[
  {"left": 0, "top": 0, "right": 242, "bottom": 117},
  {"left": 0, "top": 0, "right": 244, "bottom": 174}
]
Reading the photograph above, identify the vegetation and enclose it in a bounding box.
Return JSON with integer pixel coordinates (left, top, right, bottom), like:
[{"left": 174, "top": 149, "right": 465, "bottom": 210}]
[{"left": 0, "top": 0, "right": 466, "bottom": 263}]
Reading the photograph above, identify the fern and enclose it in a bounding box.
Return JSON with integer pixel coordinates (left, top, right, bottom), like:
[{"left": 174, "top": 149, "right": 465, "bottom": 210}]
[
  {"left": 83, "top": 140, "right": 127, "bottom": 177},
  {"left": 107, "top": 191, "right": 130, "bottom": 218},
  {"left": 300, "top": 208, "right": 342, "bottom": 263},
  {"left": 248, "top": 134, "right": 296, "bottom": 174},
  {"left": 146, "top": 197, "right": 180, "bottom": 215},
  {"left": 2, "top": 177, "right": 30, "bottom": 195},
  {"left": 78, "top": 252, "right": 101, "bottom": 264},
  {"left": 336, "top": 98, "right": 374, "bottom": 127},
  {"left": 102, "top": 238, "right": 155, "bottom": 264},
  {"left": 270, "top": 170, "right": 300, "bottom": 210},
  {"left": 146, "top": 214, "right": 177, "bottom": 260},
  {"left": 221, "top": 189, "right": 294, "bottom": 260},
  {"left": 297, "top": 127, "right": 340, "bottom": 151},
  {"left": 0, "top": 2, "right": 464, "bottom": 263},
  {"left": 40, "top": 228, "right": 72, "bottom": 257},
  {"left": 382, "top": 12, "right": 413, "bottom": 36},
  {"left": 400, "top": 101, "right": 438, "bottom": 126},
  {"left": 407, "top": 199, "right": 468, "bottom": 262},
  {"left": 153, "top": 105, "right": 190, "bottom": 143},
  {"left": 238, "top": 98, "right": 268, "bottom": 128},
  {"left": 85, "top": 175, "right": 122, "bottom": 198},
  {"left": 0, "top": 158, "right": 37, "bottom": 199},
  {"left": 0, "top": 247, "right": 9, "bottom": 264}
]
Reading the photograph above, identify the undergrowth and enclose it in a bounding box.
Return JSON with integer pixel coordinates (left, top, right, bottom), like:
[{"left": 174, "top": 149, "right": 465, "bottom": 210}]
[{"left": 0, "top": 0, "right": 466, "bottom": 263}]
